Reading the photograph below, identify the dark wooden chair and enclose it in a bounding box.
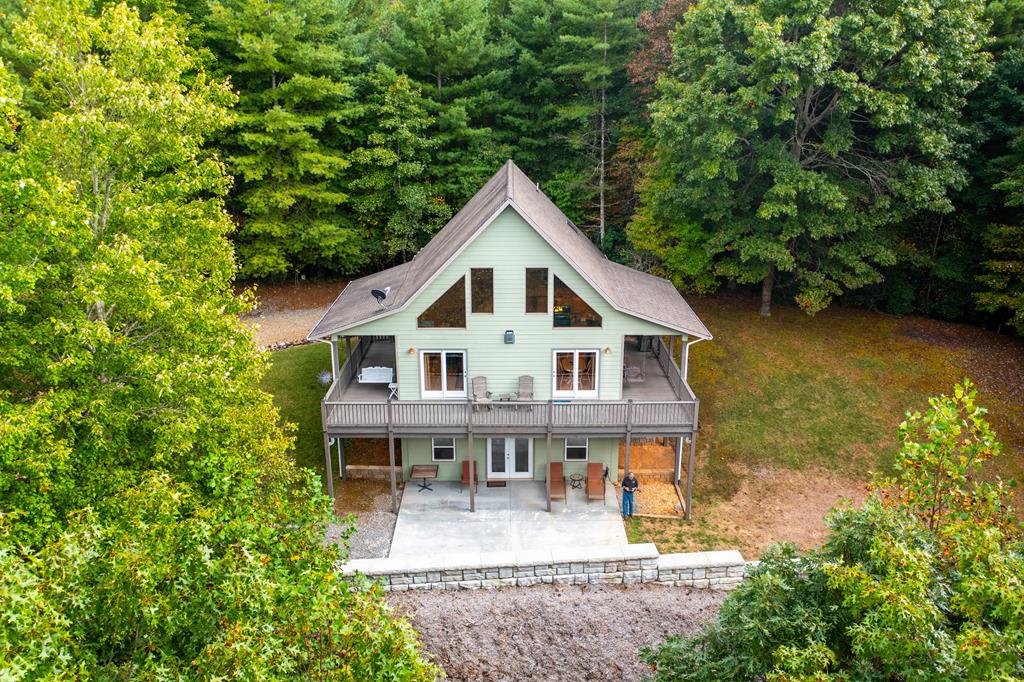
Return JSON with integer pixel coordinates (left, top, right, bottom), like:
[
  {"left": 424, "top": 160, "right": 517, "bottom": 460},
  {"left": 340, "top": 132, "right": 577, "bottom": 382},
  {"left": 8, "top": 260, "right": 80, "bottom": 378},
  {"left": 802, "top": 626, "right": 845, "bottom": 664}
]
[
  {"left": 586, "top": 462, "right": 605, "bottom": 503},
  {"left": 460, "top": 460, "right": 478, "bottom": 493},
  {"left": 548, "top": 461, "right": 566, "bottom": 505}
]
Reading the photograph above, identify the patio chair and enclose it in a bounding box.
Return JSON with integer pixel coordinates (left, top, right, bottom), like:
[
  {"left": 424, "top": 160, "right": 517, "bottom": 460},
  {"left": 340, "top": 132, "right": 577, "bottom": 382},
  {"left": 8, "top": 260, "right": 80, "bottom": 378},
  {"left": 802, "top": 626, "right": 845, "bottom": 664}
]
[
  {"left": 472, "top": 376, "right": 492, "bottom": 410},
  {"left": 460, "top": 460, "right": 478, "bottom": 493},
  {"left": 586, "top": 462, "right": 605, "bottom": 503},
  {"left": 547, "top": 461, "right": 566, "bottom": 505},
  {"left": 515, "top": 375, "right": 534, "bottom": 401}
]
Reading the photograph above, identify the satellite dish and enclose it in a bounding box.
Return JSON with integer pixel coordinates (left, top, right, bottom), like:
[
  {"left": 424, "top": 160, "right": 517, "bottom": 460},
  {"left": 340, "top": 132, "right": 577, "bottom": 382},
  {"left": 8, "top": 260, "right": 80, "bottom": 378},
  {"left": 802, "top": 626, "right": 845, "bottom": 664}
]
[{"left": 371, "top": 286, "right": 391, "bottom": 308}]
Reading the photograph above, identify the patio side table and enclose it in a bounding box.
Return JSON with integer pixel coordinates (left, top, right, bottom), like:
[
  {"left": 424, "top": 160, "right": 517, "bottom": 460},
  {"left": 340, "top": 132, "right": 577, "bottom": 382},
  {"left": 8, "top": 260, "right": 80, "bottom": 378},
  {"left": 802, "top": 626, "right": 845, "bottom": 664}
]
[{"left": 569, "top": 473, "right": 584, "bottom": 490}]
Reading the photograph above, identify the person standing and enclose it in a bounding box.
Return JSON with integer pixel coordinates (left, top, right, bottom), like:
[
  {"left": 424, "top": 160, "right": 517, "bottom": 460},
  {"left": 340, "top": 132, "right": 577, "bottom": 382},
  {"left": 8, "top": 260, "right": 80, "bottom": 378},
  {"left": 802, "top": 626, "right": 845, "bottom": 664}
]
[{"left": 621, "top": 471, "right": 639, "bottom": 519}]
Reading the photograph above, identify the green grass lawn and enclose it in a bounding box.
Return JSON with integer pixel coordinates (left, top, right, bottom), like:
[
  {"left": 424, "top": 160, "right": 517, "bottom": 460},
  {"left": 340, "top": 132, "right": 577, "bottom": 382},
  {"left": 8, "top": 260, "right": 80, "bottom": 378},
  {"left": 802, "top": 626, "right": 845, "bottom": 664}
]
[{"left": 259, "top": 342, "right": 333, "bottom": 473}]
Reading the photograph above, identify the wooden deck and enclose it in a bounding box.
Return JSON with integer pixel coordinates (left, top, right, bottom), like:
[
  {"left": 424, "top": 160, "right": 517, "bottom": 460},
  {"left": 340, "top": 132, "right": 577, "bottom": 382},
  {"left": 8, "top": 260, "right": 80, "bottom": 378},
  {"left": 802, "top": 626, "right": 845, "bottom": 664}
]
[{"left": 323, "top": 337, "right": 698, "bottom": 438}]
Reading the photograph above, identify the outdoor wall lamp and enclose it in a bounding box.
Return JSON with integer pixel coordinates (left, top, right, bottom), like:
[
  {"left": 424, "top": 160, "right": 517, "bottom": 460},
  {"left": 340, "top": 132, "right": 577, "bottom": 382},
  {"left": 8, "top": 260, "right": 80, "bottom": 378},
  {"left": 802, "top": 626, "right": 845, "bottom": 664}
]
[
  {"left": 603, "top": 346, "right": 612, "bottom": 354},
  {"left": 504, "top": 330, "right": 515, "bottom": 344},
  {"left": 407, "top": 347, "right": 416, "bottom": 355}
]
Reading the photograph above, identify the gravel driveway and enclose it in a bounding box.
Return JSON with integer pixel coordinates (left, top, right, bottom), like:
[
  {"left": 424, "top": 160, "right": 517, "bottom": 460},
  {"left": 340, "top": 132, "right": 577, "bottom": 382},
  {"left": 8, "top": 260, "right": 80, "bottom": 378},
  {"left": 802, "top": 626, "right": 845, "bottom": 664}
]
[{"left": 388, "top": 583, "right": 724, "bottom": 681}]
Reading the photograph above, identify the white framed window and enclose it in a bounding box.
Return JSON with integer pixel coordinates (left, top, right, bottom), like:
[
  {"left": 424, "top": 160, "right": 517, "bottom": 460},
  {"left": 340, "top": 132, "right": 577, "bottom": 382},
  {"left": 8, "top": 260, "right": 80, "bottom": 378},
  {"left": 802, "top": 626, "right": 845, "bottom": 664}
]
[
  {"left": 420, "top": 350, "right": 467, "bottom": 399},
  {"left": 565, "top": 437, "right": 588, "bottom": 461},
  {"left": 431, "top": 437, "right": 456, "bottom": 461},
  {"left": 552, "top": 349, "right": 599, "bottom": 399}
]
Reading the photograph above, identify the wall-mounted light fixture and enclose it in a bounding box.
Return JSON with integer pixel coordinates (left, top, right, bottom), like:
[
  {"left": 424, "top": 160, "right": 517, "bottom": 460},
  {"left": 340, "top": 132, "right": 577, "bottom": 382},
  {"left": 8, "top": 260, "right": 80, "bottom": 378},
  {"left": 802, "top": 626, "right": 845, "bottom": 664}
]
[
  {"left": 504, "top": 330, "right": 515, "bottom": 344},
  {"left": 602, "top": 346, "right": 612, "bottom": 354},
  {"left": 407, "top": 347, "right": 416, "bottom": 355}
]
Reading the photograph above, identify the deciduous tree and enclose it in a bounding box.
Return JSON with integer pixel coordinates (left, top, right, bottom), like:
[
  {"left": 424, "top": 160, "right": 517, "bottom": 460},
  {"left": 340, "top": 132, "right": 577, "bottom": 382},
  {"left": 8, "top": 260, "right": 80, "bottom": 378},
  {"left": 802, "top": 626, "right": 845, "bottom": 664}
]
[{"left": 634, "top": 0, "right": 990, "bottom": 316}]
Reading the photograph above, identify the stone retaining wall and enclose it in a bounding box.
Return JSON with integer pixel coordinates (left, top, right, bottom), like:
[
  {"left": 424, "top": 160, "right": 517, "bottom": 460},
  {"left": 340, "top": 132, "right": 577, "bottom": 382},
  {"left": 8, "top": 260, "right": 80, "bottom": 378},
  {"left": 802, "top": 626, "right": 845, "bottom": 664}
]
[{"left": 339, "top": 544, "right": 747, "bottom": 592}]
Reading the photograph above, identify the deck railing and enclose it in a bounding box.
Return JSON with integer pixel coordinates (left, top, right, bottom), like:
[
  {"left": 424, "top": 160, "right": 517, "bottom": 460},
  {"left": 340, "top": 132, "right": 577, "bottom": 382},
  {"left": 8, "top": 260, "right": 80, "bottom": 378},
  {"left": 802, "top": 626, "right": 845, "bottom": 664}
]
[{"left": 322, "top": 397, "right": 697, "bottom": 435}]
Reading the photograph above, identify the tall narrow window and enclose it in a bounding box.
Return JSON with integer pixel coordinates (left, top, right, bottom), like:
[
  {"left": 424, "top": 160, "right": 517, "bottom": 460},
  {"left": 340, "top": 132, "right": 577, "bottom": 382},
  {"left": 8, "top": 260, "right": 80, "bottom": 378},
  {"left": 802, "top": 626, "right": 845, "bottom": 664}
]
[
  {"left": 471, "top": 268, "right": 493, "bottom": 313},
  {"left": 553, "top": 275, "right": 602, "bottom": 327},
  {"left": 525, "top": 268, "right": 547, "bottom": 313},
  {"left": 417, "top": 277, "right": 466, "bottom": 328}
]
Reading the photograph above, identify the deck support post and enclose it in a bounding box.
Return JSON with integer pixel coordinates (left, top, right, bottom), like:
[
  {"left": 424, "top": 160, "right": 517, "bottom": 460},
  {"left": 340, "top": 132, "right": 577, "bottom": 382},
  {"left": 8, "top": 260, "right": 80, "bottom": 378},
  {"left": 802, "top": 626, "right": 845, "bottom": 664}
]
[
  {"left": 685, "top": 399, "right": 700, "bottom": 521},
  {"left": 386, "top": 399, "right": 398, "bottom": 514},
  {"left": 322, "top": 431, "right": 334, "bottom": 501},
  {"left": 545, "top": 432, "right": 553, "bottom": 513},
  {"left": 674, "top": 435, "right": 683, "bottom": 485},
  {"left": 622, "top": 399, "right": 634, "bottom": 477},
  {"left": 467, "top": 401, "right": 475, "bottom": 513},
  {"left": 337, "top": 437, "right": 346, "bottom": 480}
]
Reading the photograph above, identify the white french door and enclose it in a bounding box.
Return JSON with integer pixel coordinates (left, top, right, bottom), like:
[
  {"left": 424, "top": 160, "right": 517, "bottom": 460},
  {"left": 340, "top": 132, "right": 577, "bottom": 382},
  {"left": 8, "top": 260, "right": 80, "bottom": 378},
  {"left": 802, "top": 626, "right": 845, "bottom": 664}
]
[
  {"left": 552, "top": 350, "right": 599, "bottom": 399},
  {"left": 420, "top": 350, "right": 467, "bottom": 399},
  {"left": 487, "top": 437, "right": 533, "bottom": 479}
]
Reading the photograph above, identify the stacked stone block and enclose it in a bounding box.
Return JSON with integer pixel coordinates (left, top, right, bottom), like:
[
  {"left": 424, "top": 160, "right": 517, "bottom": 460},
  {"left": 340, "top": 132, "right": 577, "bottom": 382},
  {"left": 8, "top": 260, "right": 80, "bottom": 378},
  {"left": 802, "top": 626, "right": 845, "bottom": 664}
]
[{"left": 339, "top": 545, "right": 748, "bottom": 592}]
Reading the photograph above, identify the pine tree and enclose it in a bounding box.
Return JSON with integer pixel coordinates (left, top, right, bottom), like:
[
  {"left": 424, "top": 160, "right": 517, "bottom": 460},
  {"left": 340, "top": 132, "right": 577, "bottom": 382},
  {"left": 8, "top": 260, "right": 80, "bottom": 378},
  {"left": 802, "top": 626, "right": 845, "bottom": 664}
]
[
  {"left": 376, "top": 0, "right": 511, "bottom": 206},
  {"left": 348, "top": 65, "right": 451, "bottom": 262},
  {"left": 204, "top": 0, "right": 365, "bottom": 278},
  {"left": 549, "top": 0, "right": 641, "bottom": 245}
]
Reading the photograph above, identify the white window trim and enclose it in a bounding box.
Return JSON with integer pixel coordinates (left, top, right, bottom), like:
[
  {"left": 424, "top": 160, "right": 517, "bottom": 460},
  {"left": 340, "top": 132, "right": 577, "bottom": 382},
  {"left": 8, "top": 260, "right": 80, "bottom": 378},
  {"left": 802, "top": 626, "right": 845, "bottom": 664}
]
[
  {"left": 552, "top": 349, "right": 600, "bottom": 399},
  {"left": 431, "top": 437, "right": 456, "bottom": 462},
  {"left": 564, "top": 437, "right": 589, "bottom": 461},
  {"left": 419, "top": 350, "right": 468, "bottom": 399}
]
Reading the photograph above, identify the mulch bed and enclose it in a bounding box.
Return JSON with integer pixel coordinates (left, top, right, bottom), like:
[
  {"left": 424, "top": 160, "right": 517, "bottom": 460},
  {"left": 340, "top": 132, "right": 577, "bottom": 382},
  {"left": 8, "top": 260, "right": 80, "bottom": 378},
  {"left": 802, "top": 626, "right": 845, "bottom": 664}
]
[{"left": 388, "top": 584, "right": 724, "bottom": 682}]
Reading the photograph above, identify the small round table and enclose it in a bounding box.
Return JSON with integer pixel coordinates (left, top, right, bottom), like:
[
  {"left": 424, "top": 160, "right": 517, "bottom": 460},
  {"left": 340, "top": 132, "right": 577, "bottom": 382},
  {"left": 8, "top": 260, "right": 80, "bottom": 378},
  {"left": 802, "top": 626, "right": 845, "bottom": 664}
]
[{"left": 569, "top": 473, "right": 584, "bottom": 490}]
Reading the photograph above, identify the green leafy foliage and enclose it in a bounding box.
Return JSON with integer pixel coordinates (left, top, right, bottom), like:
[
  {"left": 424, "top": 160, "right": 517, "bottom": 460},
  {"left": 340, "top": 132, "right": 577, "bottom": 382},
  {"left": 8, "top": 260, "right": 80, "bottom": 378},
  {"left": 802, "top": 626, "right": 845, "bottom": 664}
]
[
  {"left": 0, "top": 2, "right": 435, "bottom": 676},
  {"left": 204, "top": 0, "right": 366, "bottom": 278},
  {"left": 643, "top": 381, "right": 1023, "bottom": 680},
  {"left": 633, "top": 0, "right": 991, "bottom": 315},
  {"left": 348, "top": 65, "right": 451, "bottom": 261}
]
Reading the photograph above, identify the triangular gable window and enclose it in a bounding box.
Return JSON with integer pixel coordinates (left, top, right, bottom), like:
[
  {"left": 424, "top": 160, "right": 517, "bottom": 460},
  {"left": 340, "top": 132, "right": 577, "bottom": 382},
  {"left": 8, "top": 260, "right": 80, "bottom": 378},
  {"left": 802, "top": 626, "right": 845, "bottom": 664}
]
[
  {"left": 553, "top": 275, "right": 602, "bottom": 328},
  {"left": 417, "top": 277, "right": 466, "bottom": 328}
]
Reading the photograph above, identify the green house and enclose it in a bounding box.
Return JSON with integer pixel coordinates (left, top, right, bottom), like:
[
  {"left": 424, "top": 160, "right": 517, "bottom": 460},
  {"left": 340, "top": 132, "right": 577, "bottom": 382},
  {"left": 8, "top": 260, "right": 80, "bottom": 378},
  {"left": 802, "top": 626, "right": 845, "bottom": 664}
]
[{"left": 307, "top": 161, "right": 712, "bottom": 515}]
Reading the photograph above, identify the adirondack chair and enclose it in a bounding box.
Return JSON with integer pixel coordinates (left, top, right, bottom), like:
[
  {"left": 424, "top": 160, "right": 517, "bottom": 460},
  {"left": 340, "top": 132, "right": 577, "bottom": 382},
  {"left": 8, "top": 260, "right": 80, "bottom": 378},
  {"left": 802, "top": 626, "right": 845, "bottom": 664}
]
[
  {"left": 515, "top": 375, "right": 534, "bottom": 402},
  {"left": 460, "top": 460, "right": 478, "bottom": 493},
  {"left": 586, "top": 462, "right": 605, "bottom": 503},
  {"left": 471, "top": 376, "right": 492, "bottom": 410},
  {"left": 547, "top": 461, "right": 566, "bottom": 505}
]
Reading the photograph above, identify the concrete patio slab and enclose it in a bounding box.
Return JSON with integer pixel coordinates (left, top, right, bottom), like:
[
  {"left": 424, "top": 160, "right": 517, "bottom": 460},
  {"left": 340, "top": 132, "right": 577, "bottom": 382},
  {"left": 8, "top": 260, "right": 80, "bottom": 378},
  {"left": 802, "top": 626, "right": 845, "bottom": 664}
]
[{"left": 389, "top": 480, "right": 627, "bottom": 557}]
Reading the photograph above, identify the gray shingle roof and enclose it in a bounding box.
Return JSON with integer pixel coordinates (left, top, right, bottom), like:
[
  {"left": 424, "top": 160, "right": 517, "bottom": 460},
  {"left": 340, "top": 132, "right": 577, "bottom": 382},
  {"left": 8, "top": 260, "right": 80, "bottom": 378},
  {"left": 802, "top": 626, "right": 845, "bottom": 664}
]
[{"left": 307, "top": 160, "right": 711, "bottom": 340}]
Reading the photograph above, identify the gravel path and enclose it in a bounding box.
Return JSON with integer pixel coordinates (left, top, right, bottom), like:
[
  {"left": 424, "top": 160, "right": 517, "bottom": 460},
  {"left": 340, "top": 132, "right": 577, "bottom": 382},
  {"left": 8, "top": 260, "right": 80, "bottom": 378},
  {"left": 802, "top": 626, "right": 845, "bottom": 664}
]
[
  {"left": 327, "top": 487, "right": 400, "bottom": 559},
  {"left": 388, "top": 584, "right": 724, "bottom": 681}
]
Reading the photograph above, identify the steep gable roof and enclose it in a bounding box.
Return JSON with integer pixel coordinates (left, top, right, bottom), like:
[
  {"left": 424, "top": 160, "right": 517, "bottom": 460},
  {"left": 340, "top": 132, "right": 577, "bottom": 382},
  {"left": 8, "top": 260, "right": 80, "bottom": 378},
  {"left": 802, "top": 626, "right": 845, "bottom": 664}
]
[{"left": 308, "top": 160, "right": 711, "bottom": 340}]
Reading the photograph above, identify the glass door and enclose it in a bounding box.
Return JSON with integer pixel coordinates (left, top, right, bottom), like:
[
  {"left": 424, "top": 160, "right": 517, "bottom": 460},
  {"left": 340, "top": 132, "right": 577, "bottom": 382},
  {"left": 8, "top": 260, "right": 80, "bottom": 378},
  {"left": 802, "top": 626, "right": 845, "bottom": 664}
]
[
  {"left": 552, "top": 350, "right": 599, "bottom": 399},
  {"left": 420, "top": 350, "right": 467, "bottom": 398},
  {"left": 487, "top": 438, "right": 533, "bottom": 478}
]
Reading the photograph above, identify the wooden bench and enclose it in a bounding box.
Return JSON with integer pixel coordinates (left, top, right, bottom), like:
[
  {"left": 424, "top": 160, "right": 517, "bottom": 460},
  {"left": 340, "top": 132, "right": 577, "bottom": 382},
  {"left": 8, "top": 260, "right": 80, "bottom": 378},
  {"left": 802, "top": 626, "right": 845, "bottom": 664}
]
[{"left": 410, "top": 464, "right": 439, "bottom": 492}]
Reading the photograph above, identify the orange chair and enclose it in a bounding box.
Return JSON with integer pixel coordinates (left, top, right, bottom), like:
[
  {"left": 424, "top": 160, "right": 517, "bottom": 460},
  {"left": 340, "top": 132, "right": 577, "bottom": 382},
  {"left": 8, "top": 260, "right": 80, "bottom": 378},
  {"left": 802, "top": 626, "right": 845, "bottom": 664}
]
[
  {"left": 586, "top": 462, "right": 605, "bottom": 503},
  {"left": 460, "top": 460, "right": 478, "bottom": 493},
  {"left": 548, "top": 461, "right": 566, "bottom": 505}
]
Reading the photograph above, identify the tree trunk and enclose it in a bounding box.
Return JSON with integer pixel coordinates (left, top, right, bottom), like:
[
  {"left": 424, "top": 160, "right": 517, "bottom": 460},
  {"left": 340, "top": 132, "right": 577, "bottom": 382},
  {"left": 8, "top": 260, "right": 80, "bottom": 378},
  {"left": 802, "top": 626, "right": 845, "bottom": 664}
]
[{"left": 760, "top": 265, "right": 775, "bottom": 317}]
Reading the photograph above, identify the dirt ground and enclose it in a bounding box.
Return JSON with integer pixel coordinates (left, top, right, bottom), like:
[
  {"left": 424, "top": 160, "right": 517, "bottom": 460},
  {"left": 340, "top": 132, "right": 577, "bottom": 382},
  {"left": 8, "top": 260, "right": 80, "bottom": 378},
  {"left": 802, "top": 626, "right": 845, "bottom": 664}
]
[
  {"left": 238, "top": 279, "right": 346, "bottom": 347},
  {"left": 631, "top": 465, "right": 869, "bottom": 557},
  {"left": 388, "top": 584, "right": 725, "bottom": 682}
]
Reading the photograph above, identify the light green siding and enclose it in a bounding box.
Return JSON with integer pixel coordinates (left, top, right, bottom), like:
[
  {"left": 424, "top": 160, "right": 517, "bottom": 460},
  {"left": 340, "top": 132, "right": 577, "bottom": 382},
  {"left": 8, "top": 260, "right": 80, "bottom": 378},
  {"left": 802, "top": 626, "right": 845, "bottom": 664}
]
[
  {"left": 345, "top": 206, "right": 680, "bottom": 400},
  {"left": 401, "top": 436, "right": 619, "bottom": 482}
]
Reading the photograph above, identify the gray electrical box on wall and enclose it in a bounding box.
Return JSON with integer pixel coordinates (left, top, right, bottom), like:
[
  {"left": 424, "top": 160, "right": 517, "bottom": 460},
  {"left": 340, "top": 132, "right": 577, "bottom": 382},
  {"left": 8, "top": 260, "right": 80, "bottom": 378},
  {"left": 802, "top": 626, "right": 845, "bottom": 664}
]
[{"left": 504, "top": 330, "right": 515, "bottom": 344}]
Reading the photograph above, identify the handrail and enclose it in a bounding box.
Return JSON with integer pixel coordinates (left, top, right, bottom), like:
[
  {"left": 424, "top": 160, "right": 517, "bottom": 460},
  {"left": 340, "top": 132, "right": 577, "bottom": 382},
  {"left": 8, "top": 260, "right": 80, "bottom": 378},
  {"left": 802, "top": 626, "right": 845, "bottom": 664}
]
[
  {"left": 322, "top": 396, "right": 697, "bottom": 431},
  {"left": 655, "top": 337, "right": 686, "bottom": 401}
]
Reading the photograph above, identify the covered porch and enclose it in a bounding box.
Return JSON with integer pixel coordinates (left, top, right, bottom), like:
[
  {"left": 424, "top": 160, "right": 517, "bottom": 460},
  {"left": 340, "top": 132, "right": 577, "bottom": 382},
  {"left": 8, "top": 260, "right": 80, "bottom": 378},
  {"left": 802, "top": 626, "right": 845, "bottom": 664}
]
[{"left": 388, "top": 480, "right": 626, "bottom": 557}]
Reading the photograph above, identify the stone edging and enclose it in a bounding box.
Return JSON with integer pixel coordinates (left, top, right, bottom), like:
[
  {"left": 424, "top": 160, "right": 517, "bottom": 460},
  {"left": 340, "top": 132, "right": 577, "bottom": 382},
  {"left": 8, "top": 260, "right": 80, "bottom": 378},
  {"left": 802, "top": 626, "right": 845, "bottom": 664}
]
[{"left": 338, "top": 544, "right": 748, "bottom": 592}]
